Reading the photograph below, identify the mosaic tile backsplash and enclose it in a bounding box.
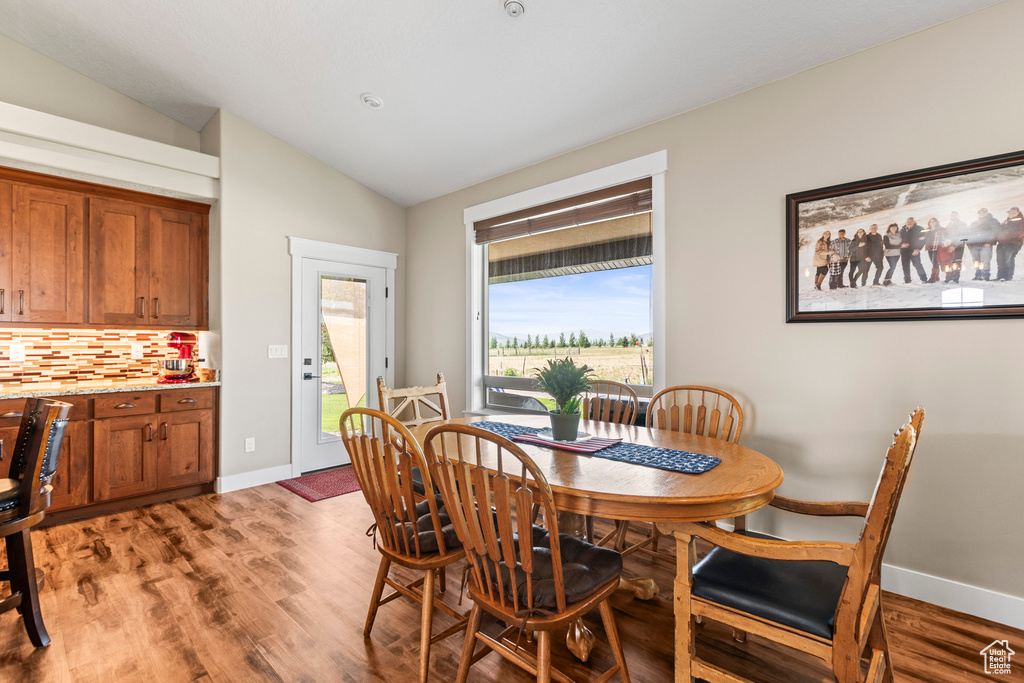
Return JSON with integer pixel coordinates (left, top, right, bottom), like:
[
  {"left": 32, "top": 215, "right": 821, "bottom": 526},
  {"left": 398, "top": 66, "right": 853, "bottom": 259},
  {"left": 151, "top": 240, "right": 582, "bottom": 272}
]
[{"left": 0, "top": 328, "right": 193, "bottom": 390}]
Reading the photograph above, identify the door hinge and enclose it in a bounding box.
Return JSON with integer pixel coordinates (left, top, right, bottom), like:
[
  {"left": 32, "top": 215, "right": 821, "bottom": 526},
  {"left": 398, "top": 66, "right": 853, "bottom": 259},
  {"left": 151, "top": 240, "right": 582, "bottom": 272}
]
[
  {"left": 385, "top": 286, "right": 389, "bottom": 298},
  {"left": 385, "top": 357, "right": 389, "bottom": 369}
]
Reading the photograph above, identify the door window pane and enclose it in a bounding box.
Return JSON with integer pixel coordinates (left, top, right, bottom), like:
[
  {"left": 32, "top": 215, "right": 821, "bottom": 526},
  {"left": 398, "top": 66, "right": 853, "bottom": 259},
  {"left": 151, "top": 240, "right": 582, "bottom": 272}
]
[{"left": 320, "top": 276, "right": 366, "bottom": 439}]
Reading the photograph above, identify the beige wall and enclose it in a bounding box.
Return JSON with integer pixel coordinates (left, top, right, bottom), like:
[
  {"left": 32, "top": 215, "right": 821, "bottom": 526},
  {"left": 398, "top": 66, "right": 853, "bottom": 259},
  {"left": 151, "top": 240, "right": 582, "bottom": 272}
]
[
  {"left": 204, "top": 110, "right": 406, "bottom": 478},
  {"left": 0, "top": 34, "right": 199, "bottom": 150},
  {"left": 406, "top": 1, "right": 1024, "bottom": 598}
]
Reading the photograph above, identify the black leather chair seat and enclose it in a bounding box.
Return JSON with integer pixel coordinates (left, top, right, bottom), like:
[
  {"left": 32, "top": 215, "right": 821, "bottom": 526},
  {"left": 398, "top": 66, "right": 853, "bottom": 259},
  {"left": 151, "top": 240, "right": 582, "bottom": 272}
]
[
  {"left": 395, "top": 495, "right": 462, "bottom": 554},
  {"left": 0, "top": 479, "right": 19, "bottom": 512},
  {"left": 488, "top": 526, "right": 622, "bottom": 609},
  {"left": 691, "top": 531, "right": 848, "bottom": 640}
]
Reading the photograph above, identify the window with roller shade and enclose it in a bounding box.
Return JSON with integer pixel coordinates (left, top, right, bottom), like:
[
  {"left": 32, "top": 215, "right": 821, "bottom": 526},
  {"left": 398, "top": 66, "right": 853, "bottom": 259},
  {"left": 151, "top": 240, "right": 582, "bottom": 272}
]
[{"left": 477, "top": 179, "right": 654, "bottom": 413}]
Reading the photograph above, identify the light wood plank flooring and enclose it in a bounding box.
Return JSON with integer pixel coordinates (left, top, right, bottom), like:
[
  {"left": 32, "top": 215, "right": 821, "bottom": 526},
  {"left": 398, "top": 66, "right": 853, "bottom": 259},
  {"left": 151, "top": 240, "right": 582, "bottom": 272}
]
[{"left": 0, "top": 484, "right": 1020, "bottom": 682}]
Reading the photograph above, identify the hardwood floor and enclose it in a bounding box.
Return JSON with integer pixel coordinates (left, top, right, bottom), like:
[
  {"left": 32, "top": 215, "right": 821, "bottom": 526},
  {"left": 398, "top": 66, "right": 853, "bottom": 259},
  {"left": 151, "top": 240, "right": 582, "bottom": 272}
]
[{"left": 0, "top": 484, "right": 1020, "bottom": 682}]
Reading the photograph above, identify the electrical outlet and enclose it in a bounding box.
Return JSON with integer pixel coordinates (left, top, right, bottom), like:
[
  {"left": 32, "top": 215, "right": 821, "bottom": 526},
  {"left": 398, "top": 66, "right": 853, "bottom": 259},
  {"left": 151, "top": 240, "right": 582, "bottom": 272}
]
[
  {"left": 244, "top": 437, "right": 256, "bottom": 453},
  {"left": 9, "top": 343, "right": 26, "bottom": 363},
  {"left": 268, "top": 345, "right": 288, "bottom": 359},
  {"left": 130, "top": 343, "right": 144, "bottom": 359}
]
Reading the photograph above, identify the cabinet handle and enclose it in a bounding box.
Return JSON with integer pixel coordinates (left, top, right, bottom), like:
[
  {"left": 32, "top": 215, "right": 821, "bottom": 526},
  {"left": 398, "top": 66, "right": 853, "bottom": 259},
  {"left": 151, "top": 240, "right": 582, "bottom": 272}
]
[
  {"left": 153, "top": 297, "right": 159, "bottom": 318},
  {"left": 19, "top": 290, "right": 24, "bottom": 315},
  {"left": 146, "top": 423, "right": 153, "bottom": 442},
  {"left": 0, "top": 288, "right": 4, "bottom": 314},
  {"left": 177, "top": 398, "right": 197, "bottom": 404},
  {"left": 138, "top": 296, "right": 146, "bottom": 319},
  {"left": 162, "top": 422, "right": 168, "bottom": 440},
  {"left": 114, "top": 402, "right": 136, "bottom": 409},
  {"left": 0, "top": 439, "right": 4, "bottom": 461},
  {"left": 0, "top": 411, "right": 23, "bottom": 418}
]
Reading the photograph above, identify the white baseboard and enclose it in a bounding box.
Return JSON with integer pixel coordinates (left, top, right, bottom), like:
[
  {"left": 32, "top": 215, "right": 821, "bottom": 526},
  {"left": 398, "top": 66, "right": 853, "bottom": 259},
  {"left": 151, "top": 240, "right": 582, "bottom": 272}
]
[
  {"left": 881, "top": 563, "right": 1024, "bottom": 630},
  {"left": 216, "top": 464, "right": 293, "bottom": 494}
]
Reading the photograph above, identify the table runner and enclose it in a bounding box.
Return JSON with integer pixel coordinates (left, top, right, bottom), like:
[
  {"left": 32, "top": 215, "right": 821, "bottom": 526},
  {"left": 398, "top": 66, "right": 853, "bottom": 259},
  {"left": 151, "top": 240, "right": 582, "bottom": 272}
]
[{"left": 471, "top": 421, "right": 722, "bottom": 475}]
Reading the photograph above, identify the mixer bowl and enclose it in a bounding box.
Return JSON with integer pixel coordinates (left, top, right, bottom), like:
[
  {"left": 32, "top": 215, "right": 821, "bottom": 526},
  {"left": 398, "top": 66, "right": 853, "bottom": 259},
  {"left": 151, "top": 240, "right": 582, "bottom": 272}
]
[{"left": 161, "top": 359, "right": 194, "bottom": 378}]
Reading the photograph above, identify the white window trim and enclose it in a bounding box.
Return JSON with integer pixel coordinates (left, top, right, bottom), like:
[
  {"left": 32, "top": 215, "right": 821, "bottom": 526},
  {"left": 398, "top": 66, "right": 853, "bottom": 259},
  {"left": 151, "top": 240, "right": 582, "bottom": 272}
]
[{"left": 464, "top": 151, "right": 667, "bottom": 415}]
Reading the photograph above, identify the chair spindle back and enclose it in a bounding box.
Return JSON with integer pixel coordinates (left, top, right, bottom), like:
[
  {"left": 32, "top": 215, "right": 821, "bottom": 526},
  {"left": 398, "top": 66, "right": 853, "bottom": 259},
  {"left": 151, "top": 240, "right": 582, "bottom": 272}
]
[
  {"left": 424, "top": 424, "right": 568, "bottom": 614},
  {"left": 582, "top": 380, "right": 638, "bottom": 426},
  {"left": 647, "top": 385, "right": 743, "bottom": 442},
  {"left": 341, "top": 408, "right": 454, "bottom": 560}
]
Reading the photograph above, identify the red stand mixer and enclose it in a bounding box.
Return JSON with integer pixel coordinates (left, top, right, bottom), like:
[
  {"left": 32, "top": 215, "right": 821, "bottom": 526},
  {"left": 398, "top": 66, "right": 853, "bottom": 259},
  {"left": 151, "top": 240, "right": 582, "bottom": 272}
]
[{"left": 158, "top": 332, "right": 200, "bottom": 383}]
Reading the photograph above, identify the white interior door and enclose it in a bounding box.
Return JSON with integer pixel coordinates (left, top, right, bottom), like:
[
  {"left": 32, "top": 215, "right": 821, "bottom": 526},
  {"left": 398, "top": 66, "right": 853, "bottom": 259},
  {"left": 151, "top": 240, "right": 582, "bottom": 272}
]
[{"left": 299, "top": 258, "right": 386, "bottom": 473}]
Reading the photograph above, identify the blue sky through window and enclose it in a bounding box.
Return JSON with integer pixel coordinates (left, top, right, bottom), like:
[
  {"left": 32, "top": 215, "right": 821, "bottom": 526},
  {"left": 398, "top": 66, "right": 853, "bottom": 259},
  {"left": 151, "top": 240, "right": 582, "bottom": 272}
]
[{"left": 488, "top": 265, "right": 652, "bottom": 340}]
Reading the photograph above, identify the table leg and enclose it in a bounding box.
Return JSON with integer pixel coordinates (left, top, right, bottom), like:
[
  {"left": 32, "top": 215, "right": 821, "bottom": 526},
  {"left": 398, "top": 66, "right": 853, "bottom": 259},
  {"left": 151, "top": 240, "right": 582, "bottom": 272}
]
[{"left": 566, "top": 617, "right": 595, "bottom": 662}]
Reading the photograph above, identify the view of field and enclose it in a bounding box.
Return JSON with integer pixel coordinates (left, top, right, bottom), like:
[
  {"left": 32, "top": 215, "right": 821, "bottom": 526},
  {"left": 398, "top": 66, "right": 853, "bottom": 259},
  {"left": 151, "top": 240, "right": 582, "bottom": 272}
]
[{"left": 489, "top": 344, "right": 653, "bottom": 386}]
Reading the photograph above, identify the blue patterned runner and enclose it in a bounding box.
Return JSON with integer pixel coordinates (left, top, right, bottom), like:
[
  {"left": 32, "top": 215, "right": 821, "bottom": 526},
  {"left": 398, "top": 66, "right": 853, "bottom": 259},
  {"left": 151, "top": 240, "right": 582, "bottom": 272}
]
[{"left": 471, "top": 421, "right": 721, "bottom": 475}]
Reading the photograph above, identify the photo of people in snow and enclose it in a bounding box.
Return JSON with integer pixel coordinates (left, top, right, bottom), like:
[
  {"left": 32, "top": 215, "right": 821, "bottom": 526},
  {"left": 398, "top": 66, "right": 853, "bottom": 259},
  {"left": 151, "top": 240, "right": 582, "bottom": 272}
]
[{"left": 793, "top": 160, "right": 1024, "bottom": 315}]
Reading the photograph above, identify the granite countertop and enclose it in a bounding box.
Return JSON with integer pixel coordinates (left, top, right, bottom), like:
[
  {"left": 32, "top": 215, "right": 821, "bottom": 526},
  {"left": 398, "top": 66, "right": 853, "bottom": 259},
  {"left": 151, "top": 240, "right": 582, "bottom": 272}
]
[{"left": 0, "top": 380, "right": 221, "bottom": 400}]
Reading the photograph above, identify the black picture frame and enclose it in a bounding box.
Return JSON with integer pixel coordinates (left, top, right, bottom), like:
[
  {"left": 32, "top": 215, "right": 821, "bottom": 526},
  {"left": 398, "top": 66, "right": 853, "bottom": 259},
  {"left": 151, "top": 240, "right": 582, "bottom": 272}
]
[{"left": 787, "top": 150, "right": 1024, "bottom": 322}]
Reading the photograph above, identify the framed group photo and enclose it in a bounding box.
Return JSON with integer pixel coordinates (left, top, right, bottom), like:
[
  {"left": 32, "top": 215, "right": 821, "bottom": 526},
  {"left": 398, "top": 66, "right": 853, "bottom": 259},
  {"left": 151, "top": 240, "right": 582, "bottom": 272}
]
[{"left": 787, "top": 150, "right": 1024, "bottom": 322}]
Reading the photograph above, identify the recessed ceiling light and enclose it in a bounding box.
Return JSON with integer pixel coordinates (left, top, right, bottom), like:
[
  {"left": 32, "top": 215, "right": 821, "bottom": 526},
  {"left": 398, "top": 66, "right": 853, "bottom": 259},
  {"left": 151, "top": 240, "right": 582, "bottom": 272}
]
[
  {"left": 504, "top": 1, "right": 525, "bottom": 18},
  {"left": 360, "top": 93, "right": 383, "bottom": 109}
]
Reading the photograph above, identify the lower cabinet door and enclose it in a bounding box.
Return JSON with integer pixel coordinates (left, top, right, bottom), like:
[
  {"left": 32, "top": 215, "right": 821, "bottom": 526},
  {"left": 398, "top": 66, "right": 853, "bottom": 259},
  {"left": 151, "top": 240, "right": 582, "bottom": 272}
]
[
  {"left": 93, "top": 415, "right": 158, "bottom": 501},
  {"left": 157, "top": 409, "right": 213, "bottom": 489},
  {"left": 49, "top": 421, "right": 90, "bottom": 511}
]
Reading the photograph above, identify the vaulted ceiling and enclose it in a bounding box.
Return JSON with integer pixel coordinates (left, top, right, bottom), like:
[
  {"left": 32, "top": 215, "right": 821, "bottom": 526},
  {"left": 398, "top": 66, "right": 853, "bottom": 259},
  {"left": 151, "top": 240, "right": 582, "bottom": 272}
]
[{"left": 0, "top": 0, "right": 1001, "bottom": 206}]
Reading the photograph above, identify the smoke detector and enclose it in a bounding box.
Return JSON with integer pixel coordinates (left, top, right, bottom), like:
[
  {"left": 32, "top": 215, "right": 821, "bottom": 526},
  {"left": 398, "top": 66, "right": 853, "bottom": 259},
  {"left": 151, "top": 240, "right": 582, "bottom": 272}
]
[
  {"left": 504, "top": 1, "right": 525, "bottom": 18},
  {"left": 360, "top": 93, "right": 383, "bottom": 109}
]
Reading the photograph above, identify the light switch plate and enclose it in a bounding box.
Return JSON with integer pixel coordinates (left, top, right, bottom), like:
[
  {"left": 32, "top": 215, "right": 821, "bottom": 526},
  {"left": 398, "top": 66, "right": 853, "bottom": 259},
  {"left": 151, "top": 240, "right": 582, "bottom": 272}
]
[
  {"left": 9, "top": 343, "right": 26, "bottom": 362},
  {"left": 244, "top": 437, "right": 256, "bottom": 453},
  {"left": 268, "top": 344, "right": 288, "bottom": 359},
  {"left": 130, "top": 343, "right": 144, "bottom": 359}
]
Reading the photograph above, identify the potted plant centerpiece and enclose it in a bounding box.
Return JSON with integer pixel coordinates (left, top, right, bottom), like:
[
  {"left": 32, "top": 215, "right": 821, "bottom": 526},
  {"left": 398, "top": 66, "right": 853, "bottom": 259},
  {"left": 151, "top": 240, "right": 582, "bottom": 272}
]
[{"left": 534, "top": 357, "right": 594, "bottom": 441}]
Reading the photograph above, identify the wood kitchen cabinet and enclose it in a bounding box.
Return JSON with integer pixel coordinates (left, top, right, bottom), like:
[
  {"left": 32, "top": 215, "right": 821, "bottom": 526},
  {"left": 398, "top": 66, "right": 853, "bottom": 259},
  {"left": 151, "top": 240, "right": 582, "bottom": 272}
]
[
  {"left": 5, "top": 183, "right": 86, "bottom": 324},
  {"left": 89, "top": 199, "right": 207, "bottom": 328},
  {"left": 93, "top": 413, "right": 159, "bottom": 502},
  {"left": 157, "top": 409, "right": 214, "bottom": 489},
  {"left": 0, "top": 165, "right": 209, "bottom": 329},
  {"left": 48, "top": 421, "right": 91, "bottom": 511}
]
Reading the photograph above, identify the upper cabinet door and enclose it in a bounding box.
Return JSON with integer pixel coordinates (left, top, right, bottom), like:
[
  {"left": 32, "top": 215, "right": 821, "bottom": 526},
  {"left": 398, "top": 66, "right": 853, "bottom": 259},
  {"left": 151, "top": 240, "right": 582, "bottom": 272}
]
[
  {"left": 150, "top": 207, "right": 206, "bottom": 328},
  {"left": 0, "top": 182, "right": 11, "bottom": 322},
  {"left": 11, "top": 185, "right": 85, "bottom": 324},
  {"left": 88, "top": 197, "right": 150, "bottom": 325}
]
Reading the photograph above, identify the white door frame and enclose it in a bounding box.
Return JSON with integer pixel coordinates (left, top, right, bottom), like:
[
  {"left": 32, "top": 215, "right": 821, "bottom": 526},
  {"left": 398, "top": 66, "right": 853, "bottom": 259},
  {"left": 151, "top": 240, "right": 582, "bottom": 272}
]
[{"left": 288, "top": 237, "right": 396, "bottom": 477}]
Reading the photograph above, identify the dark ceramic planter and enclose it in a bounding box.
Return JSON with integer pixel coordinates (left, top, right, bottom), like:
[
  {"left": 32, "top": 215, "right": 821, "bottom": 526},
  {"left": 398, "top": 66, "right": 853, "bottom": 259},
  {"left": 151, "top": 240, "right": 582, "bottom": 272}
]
[{"left": 548, "top": 411, "right": 581, "bottom": 441}]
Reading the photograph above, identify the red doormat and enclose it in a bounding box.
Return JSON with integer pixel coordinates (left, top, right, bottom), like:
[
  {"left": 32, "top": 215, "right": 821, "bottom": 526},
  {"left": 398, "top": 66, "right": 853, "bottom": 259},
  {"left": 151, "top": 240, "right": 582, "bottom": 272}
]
[{"left": 277, "top": 465, "right": 361, "bottom": 502}]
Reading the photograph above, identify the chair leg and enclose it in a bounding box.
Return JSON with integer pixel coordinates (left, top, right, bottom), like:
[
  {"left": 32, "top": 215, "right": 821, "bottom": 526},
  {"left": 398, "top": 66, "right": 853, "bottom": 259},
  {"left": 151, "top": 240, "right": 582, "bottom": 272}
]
[
  {"left": 364, "top": 556, "right": 392, "bottom": 637},
  {"left": 650, "top": 523, "right": 660, "bottom": 552},
  {"left": 455, "top": 603, "right": 483, "bottom": 683},
  {"left": 7, "top": 531, "right": 49, "bottom": 648},
  {"left": 438, "top": 566, "right": 446, "bottom": 594},
  {"left": 536, "top": 630, "right": 552, "bottom": 683},
  {"left": 867, "top": 606, "right": 895, "bottom": 683},
  {"left": 585, "top": 516, "right": 595, "bottom": 544},
  {"left": 418, "top": 567, "right": 436, "bottom": 683},
  {"left": 599, "top": 598, "right": 630, "bottom": 683}
]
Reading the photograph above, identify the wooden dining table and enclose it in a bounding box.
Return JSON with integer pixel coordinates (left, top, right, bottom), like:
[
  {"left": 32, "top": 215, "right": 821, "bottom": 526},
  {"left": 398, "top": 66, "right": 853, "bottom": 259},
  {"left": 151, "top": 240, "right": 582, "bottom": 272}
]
[{"left": 408, "top": 413, "right": 784, "bottom": 681}]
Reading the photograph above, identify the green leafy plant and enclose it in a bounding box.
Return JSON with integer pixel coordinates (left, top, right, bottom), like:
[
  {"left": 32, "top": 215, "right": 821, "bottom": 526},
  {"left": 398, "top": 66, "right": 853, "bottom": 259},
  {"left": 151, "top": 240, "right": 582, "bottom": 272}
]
[{"left": 534, "top": 357, "right": 593, "bottom": 415}]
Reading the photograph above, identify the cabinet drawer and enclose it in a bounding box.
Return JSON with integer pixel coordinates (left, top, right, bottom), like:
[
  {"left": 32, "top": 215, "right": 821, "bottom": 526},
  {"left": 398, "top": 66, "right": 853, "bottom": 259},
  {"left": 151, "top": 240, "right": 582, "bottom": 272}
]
[
  {"left": 0, "top": 395, "right": 89, "bottom": 424},
  {"left": 94, "top": 393, "right": 157, "bottom": 418},
  {"left": 159, "top": 387, "right": 215, "bottom": 412},
  {"left": 0, "top": 398, "right": 26, "bottom": 427}
]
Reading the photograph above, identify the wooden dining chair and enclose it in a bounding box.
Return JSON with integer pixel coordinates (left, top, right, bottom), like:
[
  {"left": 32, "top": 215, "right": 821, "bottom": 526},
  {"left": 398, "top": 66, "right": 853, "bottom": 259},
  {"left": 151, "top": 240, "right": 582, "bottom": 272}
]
[
  {"left": 340, "top": 407, "right": 468, "bottom": 683},
  {"left": 672, "top": 408, "right": 924, "bottom": 683},
  {"left": 1, "top": 397, "right": 72, "bottom": 647},
  {"left": 610, "top": 385, "right": 743, "bottom": 558},
  {"left": 582, "top": 380, "right": 638, "bottom": 427},
  {"left": 377, "top": 373, "right": 451, "bottom": 428},
  {"left": 423, "top": 423, "right": 631, "bottom": 683}
]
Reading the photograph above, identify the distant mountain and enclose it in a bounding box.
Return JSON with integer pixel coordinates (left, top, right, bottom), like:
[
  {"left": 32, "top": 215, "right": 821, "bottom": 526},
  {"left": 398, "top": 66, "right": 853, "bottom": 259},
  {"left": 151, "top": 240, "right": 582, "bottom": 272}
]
[{"left": 490, "top": 330, "right": 651, "bottom": 343}]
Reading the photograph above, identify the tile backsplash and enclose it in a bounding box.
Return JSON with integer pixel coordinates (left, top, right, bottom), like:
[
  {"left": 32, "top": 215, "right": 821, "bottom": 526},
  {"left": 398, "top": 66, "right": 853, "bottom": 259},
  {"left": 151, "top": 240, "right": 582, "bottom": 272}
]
[{"left": 0, "top": 329, "right": 190, "bottom": 389}]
